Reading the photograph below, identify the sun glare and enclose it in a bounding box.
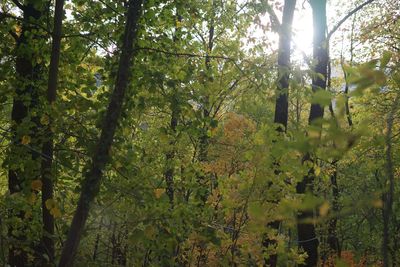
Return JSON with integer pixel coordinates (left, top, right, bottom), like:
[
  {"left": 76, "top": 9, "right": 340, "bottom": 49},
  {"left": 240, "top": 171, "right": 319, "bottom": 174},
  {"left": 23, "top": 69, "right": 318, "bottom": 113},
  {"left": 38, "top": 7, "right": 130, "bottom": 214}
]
[{"left": 292, "top": 4, "right": 314, "bottom": 59}]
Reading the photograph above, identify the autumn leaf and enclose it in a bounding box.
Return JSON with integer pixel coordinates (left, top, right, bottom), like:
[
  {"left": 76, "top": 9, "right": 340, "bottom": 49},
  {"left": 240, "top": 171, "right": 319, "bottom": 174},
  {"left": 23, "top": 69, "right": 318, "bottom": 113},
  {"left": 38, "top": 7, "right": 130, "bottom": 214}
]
[
  {"left": 45, "top": 199, "right": 56, "bottom": 210},
  {"left": 21, "top": 135, "right": 31, "bottom": 145},
  {"left": 50, "top": 207, "right": 62, "bottom": 218},
  {"left": 31, "top": 179, "right": 42, "bottom": 191},
  {"left": 40, "top": 114, "right": 50, "bottom": 125},
  {"left": 154, "top": 188, "right": 165, "bottom": 199},
  {"left": 319, "top": 202, "right": 330, "bottom": 217},
  {"left": 28, "top": 193, "right": 37, "bottom": 204}
]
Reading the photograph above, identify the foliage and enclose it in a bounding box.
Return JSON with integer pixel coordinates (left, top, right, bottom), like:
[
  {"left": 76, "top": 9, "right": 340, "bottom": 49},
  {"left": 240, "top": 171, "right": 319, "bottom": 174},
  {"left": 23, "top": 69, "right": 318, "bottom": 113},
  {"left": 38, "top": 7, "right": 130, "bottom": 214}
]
[{"left": 0, "top": 0, "right": 399, "bottom": 266}]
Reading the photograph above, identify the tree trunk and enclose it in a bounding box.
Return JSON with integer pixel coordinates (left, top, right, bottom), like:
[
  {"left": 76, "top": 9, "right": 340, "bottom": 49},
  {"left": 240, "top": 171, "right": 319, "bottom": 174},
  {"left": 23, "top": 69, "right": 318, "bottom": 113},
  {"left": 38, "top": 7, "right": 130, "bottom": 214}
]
[
  {"left": 382, "top": 95, "right": 399, "bottom": 267},
  {"left": 40, "top": 0, "right": 65, "bottom": 264},
  {"left": 273, "top": 0, "right": 296, "bottom": 132},
  {"left": 58, "top": 1, "right": 144, "bottom": 266},
  {"left": 164, "top": 9, "right": 182, "bottom": 207},
  {"left": 296, "top": 1, "right": 328, "bottom": 266},
  {"left": 327, "top": 167, "right": 340, "bottom": 258},
  {"left": 264, "top": 1, "right": 296, "bottom": 266},
  {"left": 8, "top": 2, "right": 43, "bottom": 266},
  {"left": 196, "top": 0, "right": 216, "bottom": 205}
]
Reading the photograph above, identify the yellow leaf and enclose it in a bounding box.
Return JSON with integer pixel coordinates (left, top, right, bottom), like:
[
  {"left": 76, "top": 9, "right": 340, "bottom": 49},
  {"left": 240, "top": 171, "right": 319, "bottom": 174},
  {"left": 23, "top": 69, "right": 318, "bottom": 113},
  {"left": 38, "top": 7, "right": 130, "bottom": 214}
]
[
  {"left": 31, "top": 179, "right": 42, "bottom": 191},
  {"left": 28, "top": 193, "right": 37, "bottom": 204},
  {"left": 372, "top": 199, "right": 383, "bottom": 208},
  {"left": 24, "top": 210, "right": 32, "bottom": 219},
  {"left": 308, "top": 129, "right": 320, "bottom": 139},
  {"left": 319, "top": 202, "right": 330, "bottom": 217},
  {"left": 21, "top": 135, "right": 31, "bottom": 145},
  {"left": 40, "top": 114, "right": 49, "bottom": 125},
  {"left": 154, "top": 188, "right": 165, "bottom": 199},
  {"left": 144, "top": 225, "right": 156, "bottom": 238},
  {"left": 314, "top": 166, "right": 321, "bottom": 176},
  {"left": 115, "top": 161, "right": 122, "bottom": 169},
  {"left": 45, "top": 199, "right": 56, "bottom": 210},
  {"left": 50, "top": 207, "right": 61, "bottom": 218}
]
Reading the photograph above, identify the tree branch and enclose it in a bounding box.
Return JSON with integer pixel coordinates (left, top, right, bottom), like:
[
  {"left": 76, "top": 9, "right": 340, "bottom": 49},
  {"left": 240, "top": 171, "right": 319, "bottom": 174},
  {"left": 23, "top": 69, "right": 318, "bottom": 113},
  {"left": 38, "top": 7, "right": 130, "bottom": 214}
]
[
  {"left": 11, "top": 0, "right": 25, "bottom": 11},
  {"left": 265, "top": 0, "right": 281, "bottom": 32},
  {"left": 327, "top": 0, "right": 375, "bottom": 40},
  {"left": 0, "top": 10, "right": 21, "bottom": 21}
]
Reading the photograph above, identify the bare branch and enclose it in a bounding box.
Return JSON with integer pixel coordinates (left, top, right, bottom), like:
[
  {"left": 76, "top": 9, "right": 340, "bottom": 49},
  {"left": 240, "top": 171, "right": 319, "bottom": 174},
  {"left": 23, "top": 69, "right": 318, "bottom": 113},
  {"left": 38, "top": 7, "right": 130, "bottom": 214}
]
[{"left": 327, "top": 0, "right": 375, "bottom": 40}]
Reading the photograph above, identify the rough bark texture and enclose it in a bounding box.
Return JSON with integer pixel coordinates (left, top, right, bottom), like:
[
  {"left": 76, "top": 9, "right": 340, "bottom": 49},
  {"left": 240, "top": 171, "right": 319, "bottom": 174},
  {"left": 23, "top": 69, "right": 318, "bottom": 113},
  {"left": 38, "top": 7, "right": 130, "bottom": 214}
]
[
  {"left": 296, "top": 0, "right": 328, "bottom": 266},
  {"left": 264, "top": 1, "right": 296, "bottom": 266},
  {"left": 8, "top": 2, "right": 42, "bottom": 266},
  {"left": 58, "top": 1, "right": 144, "bottom": 266},
  {"left": 40, "top": 0, "right": 64, "bottom": 264}
]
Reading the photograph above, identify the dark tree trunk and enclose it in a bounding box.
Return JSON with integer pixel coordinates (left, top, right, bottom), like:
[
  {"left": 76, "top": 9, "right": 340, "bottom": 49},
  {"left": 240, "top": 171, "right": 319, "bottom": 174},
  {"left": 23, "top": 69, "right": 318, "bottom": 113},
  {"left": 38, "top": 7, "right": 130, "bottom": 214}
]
[
  {"left": 196, "top": 0, "right": 216, "bottom": 205},
  {"left": 58, "top": 1, "right": 144, "bottom": 266},
  {"left": 165, "top": 95, "right": 179, "bottom": 206},
  {"left": 198, "top": 1, "right": 215, "bottom": 164},
  {"left": 327, "top": 167, "right": 340, "bottom": 257},
  {"left": 273, "top": 0, "right": 296, "bottom": 132},
  {"left": 40, "top": 0, "right": 65, "bottom": 264},
  {"left": 296, "top": 0, "right": 328, "bottom": 266},
  {"left": 164, "top": 10, "right": 182, "bottom": 207},
  {"left": 264, "top": 1, "right": 296, "bottom": 266},
  {"left": 8, "top": 2, "right": 43, "bottom": 266}
]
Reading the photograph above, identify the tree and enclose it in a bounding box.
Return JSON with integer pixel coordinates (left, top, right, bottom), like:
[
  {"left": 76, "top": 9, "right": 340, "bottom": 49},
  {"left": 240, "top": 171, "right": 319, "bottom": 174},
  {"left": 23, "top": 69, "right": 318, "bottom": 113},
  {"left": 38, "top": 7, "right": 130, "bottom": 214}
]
[
  {"left": 6, "top": 1, "right": 45, "bottom": 265},
  {"left": 296, "top": 0, "right": 328, "bottom": 266},
  {"left": 58, "top": 1, "right": 144, "bottom": 265},
  {"left": 264, "top": 1, "right": 296, "bottom": 266},
  {"left": 39, "top": 0, "right": 65, "bottom": 263}
]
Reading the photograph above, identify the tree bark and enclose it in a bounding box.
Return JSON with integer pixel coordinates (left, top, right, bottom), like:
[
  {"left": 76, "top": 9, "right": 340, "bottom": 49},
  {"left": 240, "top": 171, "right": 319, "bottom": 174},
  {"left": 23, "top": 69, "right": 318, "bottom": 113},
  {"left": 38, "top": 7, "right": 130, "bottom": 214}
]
[
  {"left": 40, "top": 0, "right": 65, "bottom": 264},
  {"left": 273, "top": 0, "right": 296, "bottom": 132},
  {"left": 164, "top": 9, "right": 182, "bottom": 207},
  {"left": 296, "top": 1, "right": 328, "bottom": 266},
  {"left": 7, "top": 2, "right": 43, "bottom": 266},
  {"left": 327, "top": 167, "right": 340, "bottom": 258},
  {"left": 264, "top": 1, "right": 296, "bottom": 266},
  {"left": 58, "top": 1, "right": 144, "bottom": 266}
]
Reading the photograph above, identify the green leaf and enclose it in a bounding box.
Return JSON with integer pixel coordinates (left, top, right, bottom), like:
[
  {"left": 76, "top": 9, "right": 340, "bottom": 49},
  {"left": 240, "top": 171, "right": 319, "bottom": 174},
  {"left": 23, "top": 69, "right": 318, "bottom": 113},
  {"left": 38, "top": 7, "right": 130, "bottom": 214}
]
[
  {"left": 380, "top": 51, "right": 392, "bottom": 69},
  {"left": 311, "top": 90, "right": 332, "bottom": 106}
]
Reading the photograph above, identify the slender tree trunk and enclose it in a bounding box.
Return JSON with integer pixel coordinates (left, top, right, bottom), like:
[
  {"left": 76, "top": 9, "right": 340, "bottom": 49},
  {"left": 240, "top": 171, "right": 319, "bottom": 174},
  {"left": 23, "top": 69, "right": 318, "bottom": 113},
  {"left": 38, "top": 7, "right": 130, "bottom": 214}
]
[
  {"left": 327, "top": 167, "right": 340, "bottom": 258},
  {"left": 58, "top": 1, "right": 144, "bottom": 266},
  {"left": 199, "top": 1, "right": 215, "bottom": 164},
  {"left": 382, "top": 95, "right": 399, "bottom": 267},
  {"left": 8, "top": 2, "right": 43, "bottom": 266},
  {"left": 273, "top": 0, "right": 296, "bottom": 132},
  {"left": 165, "top": 99, "right": 178, "bottom": 206},
  {"left": 164, "top": 9, "right": 182, "bottom": 207},
  {"left": 296, "top": 1, "right": 328, "bottom": 266},
  {"left": 196, "top": 0, "right": 216, "bottom": 205},
  {"left": 341, "top": 15, "right": 356, "bottom": 127},
  {"left": 264, "top": 1, "right": 296, "bottom": 266},
  {"left": 40, "top": 0, "right": 65, "bottom": 264}
]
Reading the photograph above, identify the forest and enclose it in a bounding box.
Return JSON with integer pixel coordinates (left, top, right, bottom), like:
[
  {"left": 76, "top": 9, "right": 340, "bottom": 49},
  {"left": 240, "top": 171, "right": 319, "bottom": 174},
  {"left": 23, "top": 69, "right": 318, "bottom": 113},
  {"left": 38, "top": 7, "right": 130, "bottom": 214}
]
[{"left": 0, "top": 0, "right": 399, "bottom": 266}]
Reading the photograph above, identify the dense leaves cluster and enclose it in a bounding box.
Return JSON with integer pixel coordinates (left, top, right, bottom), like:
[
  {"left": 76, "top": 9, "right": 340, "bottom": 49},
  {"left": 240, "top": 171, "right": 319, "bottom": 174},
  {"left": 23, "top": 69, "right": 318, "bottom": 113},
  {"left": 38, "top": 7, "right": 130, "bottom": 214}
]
[{"left": 0, "top": 0, "right": 399, "bottom": 266}]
